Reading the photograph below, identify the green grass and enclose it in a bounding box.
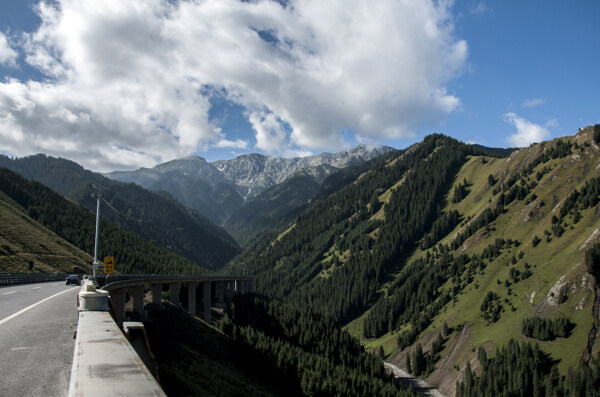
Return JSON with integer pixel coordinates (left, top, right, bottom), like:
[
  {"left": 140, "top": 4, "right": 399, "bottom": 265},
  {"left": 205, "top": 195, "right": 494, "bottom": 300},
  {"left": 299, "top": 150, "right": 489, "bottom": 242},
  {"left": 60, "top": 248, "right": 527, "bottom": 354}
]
[
  {"left": 0, "top": 193, "right": 92, "bottom": 274},
  {"left": 351, "top": 132, "right": 599, "bottom": 380}
]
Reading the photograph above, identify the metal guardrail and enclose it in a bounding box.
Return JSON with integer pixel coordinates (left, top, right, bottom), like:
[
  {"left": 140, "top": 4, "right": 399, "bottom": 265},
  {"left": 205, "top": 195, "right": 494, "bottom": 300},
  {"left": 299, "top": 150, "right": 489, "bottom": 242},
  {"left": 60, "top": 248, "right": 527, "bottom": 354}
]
[{"left": 0, "top": 273, "right": 68, "bottom": 285}]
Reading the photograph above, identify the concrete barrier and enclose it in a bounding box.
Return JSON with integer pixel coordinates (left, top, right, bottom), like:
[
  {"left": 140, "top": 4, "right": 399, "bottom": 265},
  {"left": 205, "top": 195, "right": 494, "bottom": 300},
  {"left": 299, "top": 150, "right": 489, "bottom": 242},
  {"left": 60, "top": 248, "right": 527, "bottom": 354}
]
[
  {"left": 68, "top": 275, "right": 255, "bottom": 395},
  {"left": 68, "top": 282, "right": 166, "bottom": 397}
]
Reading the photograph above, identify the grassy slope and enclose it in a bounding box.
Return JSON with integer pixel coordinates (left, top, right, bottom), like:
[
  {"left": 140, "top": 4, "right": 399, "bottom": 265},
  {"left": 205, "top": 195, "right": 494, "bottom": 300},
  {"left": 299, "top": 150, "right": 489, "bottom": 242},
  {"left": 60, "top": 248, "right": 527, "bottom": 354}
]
[
  {"left": 345, "top": 127, "right": 599, "bottom": 394},
  {"left": 0, "top": 192, "right": 93, "bottom": 274}
]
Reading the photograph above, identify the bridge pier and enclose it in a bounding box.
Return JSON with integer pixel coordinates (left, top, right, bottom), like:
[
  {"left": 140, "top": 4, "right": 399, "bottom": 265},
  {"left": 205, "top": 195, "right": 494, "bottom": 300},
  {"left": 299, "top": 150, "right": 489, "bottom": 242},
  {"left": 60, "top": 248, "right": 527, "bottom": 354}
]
[
  {"left": 130, "top": 286, "right": 146, "bottom": 320},
  {"left": 225, "top": 281, "right": 235, "bottom": 303},
  {"left": 110, "top": 288, "right": 127, "bottom": 326},
  {"left": 169, "top": 282, "right": 180, "bottom": 307},
  {"left": 215, "top": 282, "right": 225, "bottom": 308},
  {"left": 187, "top": 282, "right": 197, "bottom": 315},
  {"left": 203, "top": 281, "right": 211, "bottom": 324},
  {"left": 151, "top": 283, "right": 162, "bottom": 305}
]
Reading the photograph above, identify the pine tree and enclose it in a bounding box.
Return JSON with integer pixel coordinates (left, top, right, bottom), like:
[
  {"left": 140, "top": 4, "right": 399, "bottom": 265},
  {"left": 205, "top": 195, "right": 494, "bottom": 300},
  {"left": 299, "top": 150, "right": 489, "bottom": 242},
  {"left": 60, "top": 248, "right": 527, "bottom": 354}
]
[
  {"left": 477, "top": 346, "right": 487, "bottom": 365},
  {"left": 413, "top": 343, "right": 425, "bottom": 377}
]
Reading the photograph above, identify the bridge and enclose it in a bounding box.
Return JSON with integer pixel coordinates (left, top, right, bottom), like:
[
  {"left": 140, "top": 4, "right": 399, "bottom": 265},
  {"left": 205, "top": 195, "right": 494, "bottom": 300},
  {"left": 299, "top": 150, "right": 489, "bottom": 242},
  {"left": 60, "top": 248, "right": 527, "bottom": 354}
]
[{"left": 0, "top": 274, "right": 255, "bottom": 396}]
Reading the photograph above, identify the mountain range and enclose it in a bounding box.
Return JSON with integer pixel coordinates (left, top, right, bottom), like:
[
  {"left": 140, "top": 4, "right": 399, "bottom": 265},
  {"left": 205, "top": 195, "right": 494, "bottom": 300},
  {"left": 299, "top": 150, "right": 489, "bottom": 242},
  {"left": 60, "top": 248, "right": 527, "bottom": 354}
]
[
  {"left": 0, "top": 167, "right": 211, "bottom": 275},
  {"left": 0, "top": 154, "right": 239, "bottom": 271},
  {"left": 105, "top": 144, "right": 394, "bottom": 228}
]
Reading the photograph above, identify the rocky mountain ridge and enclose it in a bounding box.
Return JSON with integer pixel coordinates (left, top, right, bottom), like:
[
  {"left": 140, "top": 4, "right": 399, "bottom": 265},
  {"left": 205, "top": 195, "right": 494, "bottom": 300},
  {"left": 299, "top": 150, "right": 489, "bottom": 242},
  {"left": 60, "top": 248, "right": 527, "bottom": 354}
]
[{"left": 105, "top": 144, "right": 395, "bottom": 225}]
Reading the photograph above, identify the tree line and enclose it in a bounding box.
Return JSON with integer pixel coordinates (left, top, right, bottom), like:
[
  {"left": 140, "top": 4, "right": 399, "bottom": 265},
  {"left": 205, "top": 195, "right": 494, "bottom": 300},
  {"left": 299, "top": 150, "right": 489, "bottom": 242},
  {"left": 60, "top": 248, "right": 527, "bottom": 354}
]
[{"left": 457, "top": 339, "right": 600, "bottom": 397}]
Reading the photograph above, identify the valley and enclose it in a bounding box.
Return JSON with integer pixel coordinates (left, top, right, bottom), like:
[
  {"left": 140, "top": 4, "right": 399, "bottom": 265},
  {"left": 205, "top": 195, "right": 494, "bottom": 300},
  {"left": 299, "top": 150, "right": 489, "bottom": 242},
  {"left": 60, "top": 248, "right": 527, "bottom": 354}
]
[{"left": 2, "top": 127, "right": 600, "bottom": 396}]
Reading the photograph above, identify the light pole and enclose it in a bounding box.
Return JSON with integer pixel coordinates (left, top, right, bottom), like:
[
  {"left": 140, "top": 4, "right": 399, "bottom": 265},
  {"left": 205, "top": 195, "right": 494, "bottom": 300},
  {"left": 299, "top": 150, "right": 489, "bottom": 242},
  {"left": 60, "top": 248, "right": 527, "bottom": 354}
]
[{"left": 92, "top": 196, "right": 101, "bottom": 279}]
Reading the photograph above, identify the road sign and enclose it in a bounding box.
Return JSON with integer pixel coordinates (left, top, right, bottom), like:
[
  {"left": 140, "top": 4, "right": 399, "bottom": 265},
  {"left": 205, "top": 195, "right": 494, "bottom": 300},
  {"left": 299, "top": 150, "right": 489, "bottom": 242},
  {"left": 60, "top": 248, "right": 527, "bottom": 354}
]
[{"left": 104, "top": 256, "right": 115, "bottom": 274}]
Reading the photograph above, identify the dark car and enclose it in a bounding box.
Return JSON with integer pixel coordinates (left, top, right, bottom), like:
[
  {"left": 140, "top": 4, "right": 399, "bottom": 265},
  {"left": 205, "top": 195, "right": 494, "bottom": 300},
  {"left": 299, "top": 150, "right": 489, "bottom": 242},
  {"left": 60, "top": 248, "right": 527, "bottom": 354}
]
[{"left": 66, "top": 274, "right": 79, "bottom": 285}]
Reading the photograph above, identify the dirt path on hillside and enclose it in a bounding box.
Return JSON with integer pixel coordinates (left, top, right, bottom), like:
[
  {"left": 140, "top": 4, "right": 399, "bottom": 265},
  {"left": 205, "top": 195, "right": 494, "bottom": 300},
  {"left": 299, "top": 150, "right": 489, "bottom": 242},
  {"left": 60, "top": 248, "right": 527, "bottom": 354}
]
[{"left": 384, "top": 363, "right": 446, "bottom": 397}]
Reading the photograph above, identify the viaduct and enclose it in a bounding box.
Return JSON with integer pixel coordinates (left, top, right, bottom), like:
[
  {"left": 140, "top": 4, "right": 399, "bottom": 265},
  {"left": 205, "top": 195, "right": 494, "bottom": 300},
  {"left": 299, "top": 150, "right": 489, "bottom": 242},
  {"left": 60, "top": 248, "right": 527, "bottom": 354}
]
[{"left": 69, "top": 275, "right": 255, "bottom": 396}]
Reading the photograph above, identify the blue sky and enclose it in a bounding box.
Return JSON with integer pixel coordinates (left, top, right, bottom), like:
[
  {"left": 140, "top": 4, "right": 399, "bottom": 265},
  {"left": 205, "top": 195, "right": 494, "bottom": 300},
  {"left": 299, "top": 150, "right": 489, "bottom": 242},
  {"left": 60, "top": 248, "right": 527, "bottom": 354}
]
[{"left": 0, "top": 0, "right": 598, "bottom": 172}]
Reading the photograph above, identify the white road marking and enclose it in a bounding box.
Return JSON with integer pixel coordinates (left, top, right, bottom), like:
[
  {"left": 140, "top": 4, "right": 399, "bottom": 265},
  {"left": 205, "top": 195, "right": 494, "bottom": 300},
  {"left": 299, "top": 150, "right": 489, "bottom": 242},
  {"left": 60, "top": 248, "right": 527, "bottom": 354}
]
[
  {"left": 2, "top": 291, "right": 17, "bottom": 295},
  {"left": 51, "top": 283, "right": 59, "bottom": 286},
  {"left": 11, "top": 347, "right": 32, "bottom": 351},
  {"left": 0, "top": 287, "right": 78, "bottom": 326},
  {"left": 31, "top": 287, "right": 41, "bottom": 290}
]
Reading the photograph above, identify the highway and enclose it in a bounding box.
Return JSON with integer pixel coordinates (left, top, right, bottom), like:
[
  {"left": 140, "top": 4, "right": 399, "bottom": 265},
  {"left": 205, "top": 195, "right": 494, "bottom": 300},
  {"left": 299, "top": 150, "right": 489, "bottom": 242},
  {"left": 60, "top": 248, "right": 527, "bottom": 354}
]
[{"left": 0, "top": 282, "right": 80, "bottom": 396}]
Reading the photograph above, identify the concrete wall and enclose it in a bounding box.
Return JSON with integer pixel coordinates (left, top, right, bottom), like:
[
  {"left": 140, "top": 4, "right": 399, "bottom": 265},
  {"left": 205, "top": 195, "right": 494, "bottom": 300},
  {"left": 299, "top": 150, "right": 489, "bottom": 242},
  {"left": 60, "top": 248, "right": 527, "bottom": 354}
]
[{"left": 69, "top": 276, "right": 255, "bottom": 395}]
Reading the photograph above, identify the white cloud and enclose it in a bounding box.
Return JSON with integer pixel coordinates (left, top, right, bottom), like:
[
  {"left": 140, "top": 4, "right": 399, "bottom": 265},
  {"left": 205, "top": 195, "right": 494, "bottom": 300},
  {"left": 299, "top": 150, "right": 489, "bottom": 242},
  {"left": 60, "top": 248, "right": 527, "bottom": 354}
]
[
  {"left": 522, "top": 98, "right": 546, "bottom": 108},
  {"left": 504, "top": 113, "right": 550, "bottom": 147},
  {"left": 249, "top": 111, "right": 289, "bottom": 153},
  {"left": 0, "top": 0, "right": 467, "bottom": 171},
  {"left": 0, "top": 33, "right": 18, "bottom": 67},
  {"left": 213, "top": 138, "right": 248, "bottom": 150}
]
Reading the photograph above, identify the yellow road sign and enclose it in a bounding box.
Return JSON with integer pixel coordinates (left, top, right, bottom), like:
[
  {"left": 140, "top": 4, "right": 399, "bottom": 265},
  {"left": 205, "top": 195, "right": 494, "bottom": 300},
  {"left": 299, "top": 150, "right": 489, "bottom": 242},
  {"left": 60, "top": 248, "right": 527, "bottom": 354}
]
[{"left": 104, "top": 256, "right": 115, "bottom": 274}]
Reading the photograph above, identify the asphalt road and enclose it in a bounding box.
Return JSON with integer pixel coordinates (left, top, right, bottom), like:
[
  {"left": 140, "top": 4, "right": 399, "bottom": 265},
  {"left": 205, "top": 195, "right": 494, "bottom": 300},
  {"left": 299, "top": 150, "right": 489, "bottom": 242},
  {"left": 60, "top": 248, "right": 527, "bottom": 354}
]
[{"left": 0, "top": 282, "right": 80, "bottom": 397}]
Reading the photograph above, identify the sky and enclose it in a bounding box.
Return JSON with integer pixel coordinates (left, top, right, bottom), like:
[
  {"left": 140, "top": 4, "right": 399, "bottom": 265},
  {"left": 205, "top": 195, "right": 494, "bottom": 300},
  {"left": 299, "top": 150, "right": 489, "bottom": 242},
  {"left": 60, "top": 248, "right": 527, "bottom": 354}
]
[{"left": 0, "top": 0, "right": 598, "bottom": 172}]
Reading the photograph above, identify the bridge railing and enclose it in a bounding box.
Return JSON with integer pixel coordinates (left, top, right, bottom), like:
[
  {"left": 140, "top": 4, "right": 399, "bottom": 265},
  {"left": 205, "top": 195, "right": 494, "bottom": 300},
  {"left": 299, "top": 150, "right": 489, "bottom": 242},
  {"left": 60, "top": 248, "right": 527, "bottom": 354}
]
[
  {"left": 68, "top": 275, "right": 256, "bottom": 396},
  {"left": 0, "top": 273, "right": 68, "bottom": 285},
  {"left": 102, "top": 275, "right": 256, "bottom": 326}
]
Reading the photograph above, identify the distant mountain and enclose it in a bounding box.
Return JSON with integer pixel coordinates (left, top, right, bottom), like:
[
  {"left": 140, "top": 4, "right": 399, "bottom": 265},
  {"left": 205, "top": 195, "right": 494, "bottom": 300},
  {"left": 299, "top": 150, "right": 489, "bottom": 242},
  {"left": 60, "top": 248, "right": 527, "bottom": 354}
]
[
  {"left": 212, "top": 144, "right": 395, "bottom": 197},
  {"left": 105, "top": 144, "right": 395, "bottom": 226},
  {"left": 224, "top": 172, "right": 321, "bottom": 247},
  {"left": 0, "top": 154, "right": 239, "bottom": 271},
  {"left": 105, "top": 156, "right": 243, "bottom": 226},
  {"left": 225, "top": 126, "right": 600, "bottom": 396}
]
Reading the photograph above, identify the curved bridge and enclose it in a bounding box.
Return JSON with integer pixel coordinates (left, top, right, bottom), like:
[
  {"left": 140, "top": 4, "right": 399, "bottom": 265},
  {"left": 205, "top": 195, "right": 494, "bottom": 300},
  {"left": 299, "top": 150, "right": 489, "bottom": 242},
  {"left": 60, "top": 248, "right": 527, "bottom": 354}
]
[
  {"left": 69, "top": 275, "right": 255, "bottom": 396},
  {"left": 102, "top": 275, "right": 256, "bottom": 326}
]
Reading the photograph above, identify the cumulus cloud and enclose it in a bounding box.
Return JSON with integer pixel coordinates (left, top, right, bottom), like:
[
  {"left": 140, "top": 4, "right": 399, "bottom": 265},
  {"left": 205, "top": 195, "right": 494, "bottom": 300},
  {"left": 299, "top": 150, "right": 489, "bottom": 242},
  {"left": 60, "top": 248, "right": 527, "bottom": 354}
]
[
  {"left": 522, "top": 98, "right": 546, "bottom": 108},
  {"left": 504, "top": 113, "right": 550, "bottom": 147},
  {"left": 0, "top": 0, "right": 467, "bottom": 171},
  {"left": 0, "top": 33, "right": 18, "bottom": 67}
]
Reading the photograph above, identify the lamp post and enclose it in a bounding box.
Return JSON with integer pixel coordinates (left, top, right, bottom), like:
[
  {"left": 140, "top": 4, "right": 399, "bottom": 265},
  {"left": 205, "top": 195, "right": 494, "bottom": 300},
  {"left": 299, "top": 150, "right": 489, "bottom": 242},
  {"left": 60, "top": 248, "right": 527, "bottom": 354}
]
[{"left": 92, "top": 196, "right": 101, "bottom": 279}]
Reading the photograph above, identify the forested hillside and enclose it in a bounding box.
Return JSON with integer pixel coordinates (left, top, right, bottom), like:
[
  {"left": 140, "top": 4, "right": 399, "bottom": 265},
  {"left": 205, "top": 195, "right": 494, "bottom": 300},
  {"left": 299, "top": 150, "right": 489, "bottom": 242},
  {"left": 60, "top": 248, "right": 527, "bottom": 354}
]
[
  {"left": 226, "top": 126, "right": 600, "bottom": 396},
  {"left": 224, "top": 152, "right": 402, "bottom": 247},
  {"left": 0, "top": 167, "right": 210, "bottom": 275},
  {"left": 0, "top": 190, "right": 92, "bottom": 274},
  {"left": 0, "top": 154, "right": 239, "bottom": 271},
  {"left": 226, "top": 134, "right": 489, "bottom": 323},
  {"left": 224, "top": 173, "right": 321, "bottom": 247}
]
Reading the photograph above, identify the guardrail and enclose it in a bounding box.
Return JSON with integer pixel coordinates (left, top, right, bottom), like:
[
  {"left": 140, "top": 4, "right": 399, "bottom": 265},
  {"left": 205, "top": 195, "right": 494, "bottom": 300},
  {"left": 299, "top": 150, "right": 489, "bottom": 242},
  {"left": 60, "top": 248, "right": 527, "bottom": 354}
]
[
  {"left": 103, "top": 275, "right": 256, "bottom": 326},
  {"left": 0, "top": 273, "right": 68, "bottom": 285},
  {"left": 69, "top": 275, "right": 256, "bottom": 396}
]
